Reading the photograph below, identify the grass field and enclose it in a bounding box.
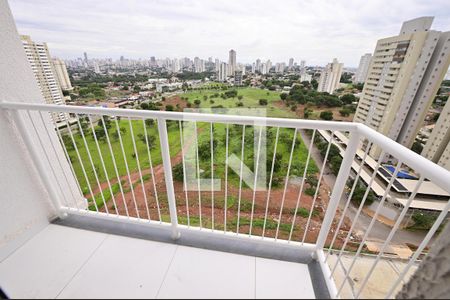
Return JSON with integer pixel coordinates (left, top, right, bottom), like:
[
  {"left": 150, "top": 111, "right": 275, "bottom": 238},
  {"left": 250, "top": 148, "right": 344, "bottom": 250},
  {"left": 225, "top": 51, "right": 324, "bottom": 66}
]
[
  {"left": 187, "top": 123, "right": 318, "bottom": 188},
  {"left": 180, "top": 87, "right": 297, "bottom": 118},
  {"left": 64, "top": 87, "right": 317, "bottom": 204},
  {"left": 63, "top": 118, "right": 181, "bottom": 194}
]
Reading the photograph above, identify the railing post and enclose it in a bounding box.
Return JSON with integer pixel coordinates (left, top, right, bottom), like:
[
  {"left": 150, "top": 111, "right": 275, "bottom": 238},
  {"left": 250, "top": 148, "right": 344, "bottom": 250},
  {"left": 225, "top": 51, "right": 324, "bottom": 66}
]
[
  {"left": 8, "top": 109, "right": 65, "bottom": 218},
  {"left": 157, "top": 118, "right": 180, "bottom": 240},
  {"left": 315, "top": 130, "right": 360, "bottom": 253}
]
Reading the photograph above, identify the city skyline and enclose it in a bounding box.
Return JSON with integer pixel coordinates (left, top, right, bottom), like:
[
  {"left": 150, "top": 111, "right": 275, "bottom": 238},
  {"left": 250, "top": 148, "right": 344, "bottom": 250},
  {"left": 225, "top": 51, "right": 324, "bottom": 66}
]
[{"left": 8, "top": 0, "right": 450, "bottom": 67}]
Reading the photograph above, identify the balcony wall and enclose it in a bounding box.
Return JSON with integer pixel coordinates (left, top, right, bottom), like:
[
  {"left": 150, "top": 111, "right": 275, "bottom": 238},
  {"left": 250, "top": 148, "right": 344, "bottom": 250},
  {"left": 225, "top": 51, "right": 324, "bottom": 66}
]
[{"left": 0, "top": 0, "right": 64, "bottom": 261}]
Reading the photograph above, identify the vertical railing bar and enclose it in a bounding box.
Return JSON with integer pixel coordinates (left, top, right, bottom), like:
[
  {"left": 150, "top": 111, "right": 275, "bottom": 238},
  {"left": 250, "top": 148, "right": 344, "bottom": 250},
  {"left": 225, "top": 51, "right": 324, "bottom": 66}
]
[
  {"left": 355, "top": 176, "right": 425, "bottom": 299},
  {"left": 236, "top": 124, "right": 246, "bottom": 234},
  {"left": 330, "top": 150, "right": 386, "bottom": 277},
  {"left": 178, "top": 120, "right": 190, "bottom": 227},
  {"left": 38, "top": 111, "right": 79, "bottom": 209},
  {"left": 210, "top": 122, "right": 215, "bottom": 231},
  {"left": 194, "top": 121, "right": 202, "bottom": 229},
  {"left": 101, "top": 116, "right": 129, "bottom": 218},
  {"left": 128, "top": 117, "right": 152, "bottom": 221},
  {"left": 87, "top": 115, "right": 119, "bottom": 215},
  {"left": 114, "top": 118, "right": 141, "bottom": 219},
  {"left": 76, "top": 114, "right": 109, "bottom": 215},
  {"left": 224, "top": 123, "right": 229, "bottom": 233},
  {"left": 249, "top": 126, "right": 263, "bottom": 236},
  {"left": 262, "top": 127, "right": 280, "bottom": 238},
  {"left": 156, "top": 117, "right": 180, "bottom": 240},
  {"left": 325, "top": 141, "right": 373, "bottom": 261},
  {"left": 302, "top": 131, "right": 335, "bottom": 244},
  {"left": 51, "top": 114, "right": 84, "bottom": 203},
  {"left": 275, "top": 128, "right": 298, "bottom": 241},
  {"left": 336, "top": 160, "right": 403, "bottom": 297},
  {"left": 27, "top": 111, "right": 69, "bottom": 207},
  {"left": 384, "top": 195, "right": 450, "bottom": 299},
  {"left": 143, "top": 119, "right": 161, "bottom": 222},
  {"left": 288, "top": 129, "right": 316, "bottom": 241},
  {"left": 65, "top": 113, "right": 99, "bottom": 213}
]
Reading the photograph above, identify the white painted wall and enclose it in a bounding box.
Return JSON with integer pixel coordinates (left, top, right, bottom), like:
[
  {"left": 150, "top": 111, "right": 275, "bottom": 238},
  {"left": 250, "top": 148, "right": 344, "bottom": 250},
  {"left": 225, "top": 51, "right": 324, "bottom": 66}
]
[{"left": 0, "top": 0, "right": 82, "bottom": 261}]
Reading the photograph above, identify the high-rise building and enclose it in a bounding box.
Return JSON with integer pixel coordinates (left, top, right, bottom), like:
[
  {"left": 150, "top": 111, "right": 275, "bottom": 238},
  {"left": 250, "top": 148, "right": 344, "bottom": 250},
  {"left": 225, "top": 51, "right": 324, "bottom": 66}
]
[
  {"left": 234, "top": 70, "right": 243, "bottom": 86},
  {"left": 93, "top": 61, "right": 100, "bottom": 74},
  {"left": 288, "top": 58, "right": 294, "bottom": 70},
  {"left": 353, "top": 17, "right": 450, "bottom": 157},
  {"left": 300, "top": 73, "right": 312, "bottom": 82},
  {"left": 300, "top": 60, "right": 306, "bottom": 74},
  {"left": 228, "top": 49, "right": 236, "bottom": 75},
  {"left": 275, "top": 62, "right": 286, "bottom": 74},
  {"left": 21, "top": 35, "right": 66, "bottom": 123},
  {"left": 421, "top": 97, "right": 450, "bottom": 171},
  {"left": 266, "top": 60, "right": 272, "bottom": 73},
  {"left": 194, "top": 57, "right": 204, "bottom": 73},
  {"left": 215, "top": 59, "right": 220, "bottom": 72},
  {"left": 255, "top": 59, "right": 261, "bottom": 73},
  {"left": 354, "top": 53, "right": 372, "bottom": 83},
  {"left": 52, "top": 58, "right": 73, "bottom": 91},
  {"left": 218, "top": 62, "right": 227, "bottom": 82},
  {"left": 317, "top": 58, "right": 343, "bottom": 94}
]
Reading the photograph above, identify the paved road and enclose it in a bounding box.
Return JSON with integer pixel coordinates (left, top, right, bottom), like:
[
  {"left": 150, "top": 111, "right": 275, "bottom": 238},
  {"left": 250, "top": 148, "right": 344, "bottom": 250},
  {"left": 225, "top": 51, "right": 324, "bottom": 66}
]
[{"left": 299, "top": 129, "right": 427, "bottom": 247}]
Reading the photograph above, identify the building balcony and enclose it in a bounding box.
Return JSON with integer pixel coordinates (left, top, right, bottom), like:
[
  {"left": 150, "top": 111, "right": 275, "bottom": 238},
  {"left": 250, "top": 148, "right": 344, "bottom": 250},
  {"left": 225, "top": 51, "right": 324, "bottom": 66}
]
[{"left": 1, "top": 102, "right": 450, "bottom": 299}]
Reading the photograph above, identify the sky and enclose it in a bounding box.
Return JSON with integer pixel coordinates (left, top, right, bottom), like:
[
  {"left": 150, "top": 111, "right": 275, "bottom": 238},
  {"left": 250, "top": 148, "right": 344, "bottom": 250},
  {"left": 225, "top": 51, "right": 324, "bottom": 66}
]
[{"left": 8, "top": 0, "right": 450, "bottom": 67}]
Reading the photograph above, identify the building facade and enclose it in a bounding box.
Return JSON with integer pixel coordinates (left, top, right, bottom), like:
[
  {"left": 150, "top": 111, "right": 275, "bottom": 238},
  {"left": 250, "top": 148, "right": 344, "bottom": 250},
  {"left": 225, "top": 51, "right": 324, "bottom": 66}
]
[
  {"left": 353, "top": 17, "right": 450, "bottom": 158},
  {"left": 21, "top": 35, "right": 66, "bottom": 123},
  {"left": 317, "top": 58, "right": 343, "bottom": 94},
  {"left": 52, "top": 58, "right": 73, "bottom": 91},
  {"left": 421, "top": 97, "right": 450, "bottom": 171},
  {"left": 228, "top": 49, "right": 236, "bottom": 76},
  {"left": 354, "top": 53, "right": 372, "bottom": 83}
]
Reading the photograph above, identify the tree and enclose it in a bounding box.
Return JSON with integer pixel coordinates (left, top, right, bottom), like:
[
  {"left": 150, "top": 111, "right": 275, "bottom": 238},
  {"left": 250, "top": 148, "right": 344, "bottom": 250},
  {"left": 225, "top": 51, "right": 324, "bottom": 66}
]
[
  {"left": 133, "top": 85, "right": 141, "bottom": 92},
  {"left": 319, "top": 111, "right": 333, "bottom": 120},
  {"left": 97, "top": 116, "right": 111, "bottom": 130},
  {"left": 194, "top": 99, "right": 201, "bottom": 106},
  {"left": 304, "top": 108, "right": 312, "bottom": 119},
  {"left": 339, "top": 108, "right": 351, "bottom": 117},
  {"left": 259, "top": 99, "right": 268, "bottom": 106},
  {"left": 203, "top": 95, "right": 208, "bottom": 101},
  {"left": 140, "top": 102, "right": 149, "bottom": 110},
  {"left": 341, "top": 93, "right": 357, "bottom": 105},
  {"left": 291, "top": 105, "right": 297, "bottom": 111},
  {"left": 280, "top": 93, "right": 288, "bottom": 101},
  {"left": 238, "top": 95, "right": 243, "bottom": 101},
  {"left": 165, "top": 105, "right": 174, "bottom": 111}
]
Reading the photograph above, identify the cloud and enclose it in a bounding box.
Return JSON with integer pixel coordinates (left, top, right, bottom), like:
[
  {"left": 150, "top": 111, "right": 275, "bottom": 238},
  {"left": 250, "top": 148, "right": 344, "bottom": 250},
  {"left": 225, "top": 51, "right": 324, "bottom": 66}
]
[{"left": 8, "top": 0, "right": 450, "bottom": 66}]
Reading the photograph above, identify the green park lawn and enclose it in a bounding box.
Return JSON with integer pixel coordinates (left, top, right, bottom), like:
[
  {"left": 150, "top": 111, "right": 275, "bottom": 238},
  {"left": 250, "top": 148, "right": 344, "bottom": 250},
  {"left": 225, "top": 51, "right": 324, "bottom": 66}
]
[
  {"left": 63, "top": 87, "right": 318, "bottom": 210},
  {"left": 180, "top": 87, "right": 297, "bottom": 118}
]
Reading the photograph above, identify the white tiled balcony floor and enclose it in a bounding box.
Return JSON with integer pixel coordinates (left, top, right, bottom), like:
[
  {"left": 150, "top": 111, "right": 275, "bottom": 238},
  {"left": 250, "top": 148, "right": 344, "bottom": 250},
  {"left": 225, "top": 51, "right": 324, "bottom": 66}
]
[{"left": 0, "top": 224, "right": 316, "bottom": 299}]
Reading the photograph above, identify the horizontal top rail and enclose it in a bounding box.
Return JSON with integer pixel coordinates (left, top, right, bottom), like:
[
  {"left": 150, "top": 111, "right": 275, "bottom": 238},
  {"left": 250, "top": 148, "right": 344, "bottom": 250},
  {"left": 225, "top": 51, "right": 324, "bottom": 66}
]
[
  {"left": 0, "top": 101, "right": 357, "bottom": 132},
  {"left": 356, "top": 124, "right": 450, "bottom": 195},
  {"left": 2, "top": 101, "right": 450, "bottom": 194}
]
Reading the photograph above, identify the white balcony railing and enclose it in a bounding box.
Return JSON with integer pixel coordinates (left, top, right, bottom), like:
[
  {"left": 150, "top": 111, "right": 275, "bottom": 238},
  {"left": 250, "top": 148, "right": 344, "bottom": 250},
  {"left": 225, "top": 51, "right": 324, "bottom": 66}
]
[{"left": 1, "top": 101, "right": 450, "bottom": 299}]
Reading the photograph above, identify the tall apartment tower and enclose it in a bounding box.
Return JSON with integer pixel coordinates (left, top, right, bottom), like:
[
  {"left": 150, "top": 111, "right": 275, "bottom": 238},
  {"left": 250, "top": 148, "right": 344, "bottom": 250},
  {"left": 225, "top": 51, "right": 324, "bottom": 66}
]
[
  {"left": 21, "top": 35, "right": 66, "bottom": 123},
  {"left": 354, "top": 53, "right": 372, "bottom": 83},
  {"left": 317, "top": 58, "right": 343, "bottom": 94},
  {"left": 218, "top": 62, "right": 227, "bottom": 82},
  {"left": 353, "top": 17, "right": 450, "bottom": 158},
  {"left": 421, "top": 97, "right": 450, "bottom": 171},
  {"left": 228, "top": 49, "right": 236, "bottom": 75},
  {"left": 288, "top": 58, "right": 294, "bottom": 69},
  {"left": 52, "top": 58, "right": 73, "bottom": 91}
]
